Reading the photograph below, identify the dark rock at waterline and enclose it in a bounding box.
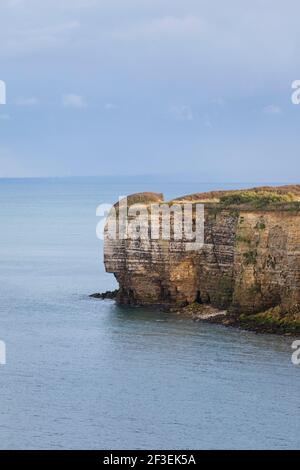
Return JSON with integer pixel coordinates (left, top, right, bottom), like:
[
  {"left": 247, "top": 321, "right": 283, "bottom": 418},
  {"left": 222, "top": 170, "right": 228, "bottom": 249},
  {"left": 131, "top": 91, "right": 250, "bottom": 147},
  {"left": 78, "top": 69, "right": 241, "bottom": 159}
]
[{"left": 89, "top": 289, "right": 119, "bottom": 300}]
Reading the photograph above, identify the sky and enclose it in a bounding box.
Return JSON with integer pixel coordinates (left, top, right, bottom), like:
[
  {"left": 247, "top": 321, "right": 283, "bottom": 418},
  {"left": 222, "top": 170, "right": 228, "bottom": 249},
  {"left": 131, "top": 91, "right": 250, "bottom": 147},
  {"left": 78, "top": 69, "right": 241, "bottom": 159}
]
[{"left": 0, "top": 0, "right": 300, "bottom": 181}]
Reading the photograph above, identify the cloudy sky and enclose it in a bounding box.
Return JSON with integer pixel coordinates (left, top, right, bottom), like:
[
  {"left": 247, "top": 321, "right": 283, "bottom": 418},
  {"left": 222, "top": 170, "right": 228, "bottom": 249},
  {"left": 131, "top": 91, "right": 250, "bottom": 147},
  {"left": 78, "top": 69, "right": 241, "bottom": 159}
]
[{"left": 0, "top": 0, "right": 299, "bottom": 181}]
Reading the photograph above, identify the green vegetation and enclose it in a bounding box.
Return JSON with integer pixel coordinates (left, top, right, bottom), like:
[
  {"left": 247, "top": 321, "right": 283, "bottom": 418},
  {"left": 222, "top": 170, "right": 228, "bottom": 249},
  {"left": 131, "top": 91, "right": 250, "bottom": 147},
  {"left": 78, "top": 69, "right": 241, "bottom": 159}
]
[
  {"left": 215, "top": 276, "right": 234, "bottom": 307},
  {"left": 220, "top": 190, "right": 297, "bottom": 208},
  {"left": 239, "top": 306, "right": 300, "bottom": 334},
  {"left": 255, "top": 220, "right": 266, "bottom": 230},
  {"left": 235, "top": 234, "right": 251, "bottom": 244},
  {"left": 207, "top": 205, "right": 224, "bottom": 217},
  {"left": 247, "top": 283, "right": 261, "bottom": 295},
  {"left": 285, "top": 201, "right": 300, "bottom": 211},
  {"left": 243, "top": 250, "right": 258, "bottom": 265}
]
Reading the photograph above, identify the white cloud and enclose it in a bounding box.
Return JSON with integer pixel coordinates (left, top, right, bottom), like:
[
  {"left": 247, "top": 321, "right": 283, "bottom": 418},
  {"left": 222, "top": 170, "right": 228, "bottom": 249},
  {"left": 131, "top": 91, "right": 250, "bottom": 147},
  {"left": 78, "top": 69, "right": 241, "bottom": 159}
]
[
  {"left": 62, "top": 93, "right": 86, "bottom": 108},
  {"left": 15, "top": 97, "right": 39, "bottom": 107},
  {"left": 0, "top": 20, "right": 80, "bottom": 56},
  {"left": 5, "top": 0, "right": 95, "bottom": 10},
  {"left": 6, "top": 0, "right": 24, "bottom": 6},
  {"left": 1, "top": 1, "right": 300, "bottom": 100},
  {"left": 203, "top": 114, "right": 212, "bottom": 128},
  {"left": 170, "top": 105, "right": 193, "bottom": 121},
  {"left": 110, "top": 15, "right": 204, "bottom": 41},
  {"left": 262, "top": 104, "right": 281, "bottom": 115},
  {"left": 104, "top": 103, "right": 118, "bottom": 111},
  {"left": 212, "top": 98, "right": 226, "bottom": 107}
]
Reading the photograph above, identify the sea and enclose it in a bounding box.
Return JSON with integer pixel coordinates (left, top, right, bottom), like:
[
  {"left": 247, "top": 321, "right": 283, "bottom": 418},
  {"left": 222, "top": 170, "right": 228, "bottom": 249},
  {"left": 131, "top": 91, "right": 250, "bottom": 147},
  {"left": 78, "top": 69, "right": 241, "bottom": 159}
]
[{"left": 0, "top": 177, "right": 299, "bottom": 449}]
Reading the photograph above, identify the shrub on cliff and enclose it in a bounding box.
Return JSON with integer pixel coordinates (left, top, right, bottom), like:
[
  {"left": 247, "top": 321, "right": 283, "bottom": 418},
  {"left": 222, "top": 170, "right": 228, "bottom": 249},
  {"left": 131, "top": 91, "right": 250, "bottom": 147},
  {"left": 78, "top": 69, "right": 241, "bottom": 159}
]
[{"left": 220, "top": 191, "right": 296, "bottom": 208}]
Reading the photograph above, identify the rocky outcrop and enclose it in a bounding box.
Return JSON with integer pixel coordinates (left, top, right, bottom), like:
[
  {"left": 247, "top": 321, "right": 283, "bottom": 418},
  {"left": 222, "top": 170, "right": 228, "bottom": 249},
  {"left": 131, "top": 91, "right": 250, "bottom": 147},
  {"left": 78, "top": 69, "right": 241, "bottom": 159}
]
[
  {"left": 89, "top": 290, "right": 119, "bottom": 300},
  {"left": 104, "top": 187, "right": 300, "bottom": 323}
]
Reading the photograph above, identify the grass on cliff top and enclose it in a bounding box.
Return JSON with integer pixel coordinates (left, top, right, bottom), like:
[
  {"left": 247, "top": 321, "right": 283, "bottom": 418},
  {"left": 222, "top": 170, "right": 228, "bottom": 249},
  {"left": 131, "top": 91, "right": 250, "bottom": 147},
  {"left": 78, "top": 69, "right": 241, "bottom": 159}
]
[
  {"left": 172, "top": 184, "right": 300, "bottom": 203},
  {"left": 219, "top": 190, "right": 299, "bottom": 208}
]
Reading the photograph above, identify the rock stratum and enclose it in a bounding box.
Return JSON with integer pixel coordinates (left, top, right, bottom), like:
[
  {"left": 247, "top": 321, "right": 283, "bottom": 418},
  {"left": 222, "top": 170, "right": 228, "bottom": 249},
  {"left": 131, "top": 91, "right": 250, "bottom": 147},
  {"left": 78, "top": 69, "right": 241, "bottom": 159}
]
[{"left": 104, "top": 185, "right": 300, "bottom": 334}]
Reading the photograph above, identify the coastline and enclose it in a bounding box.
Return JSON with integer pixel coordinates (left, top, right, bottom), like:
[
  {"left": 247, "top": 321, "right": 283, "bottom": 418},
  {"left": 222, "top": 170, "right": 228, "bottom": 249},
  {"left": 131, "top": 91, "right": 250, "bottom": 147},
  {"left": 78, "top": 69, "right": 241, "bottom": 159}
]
[
  {"left": 183, "top": 304, "right": 300, "bottom": 336},
  {"left": 103, "top": 185, "right": 300, "bottom": 337},
  {"left": 91, "top": 291, "right": 300, "bottom": 336}
]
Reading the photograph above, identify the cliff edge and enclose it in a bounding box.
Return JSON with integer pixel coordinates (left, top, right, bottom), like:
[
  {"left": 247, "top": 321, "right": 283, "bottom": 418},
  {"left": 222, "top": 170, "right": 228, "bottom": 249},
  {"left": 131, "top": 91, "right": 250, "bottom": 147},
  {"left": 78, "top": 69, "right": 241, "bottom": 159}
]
[{"left": 104, "top": 185, "right": 300, "bottom": 334}]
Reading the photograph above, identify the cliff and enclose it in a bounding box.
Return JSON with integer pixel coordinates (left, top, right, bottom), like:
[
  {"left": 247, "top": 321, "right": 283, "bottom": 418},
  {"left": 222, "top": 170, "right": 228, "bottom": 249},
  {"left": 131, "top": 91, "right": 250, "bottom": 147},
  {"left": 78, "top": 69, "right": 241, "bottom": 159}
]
[{"left": 104, "top": 186, "right": 300, "bottom": 334}]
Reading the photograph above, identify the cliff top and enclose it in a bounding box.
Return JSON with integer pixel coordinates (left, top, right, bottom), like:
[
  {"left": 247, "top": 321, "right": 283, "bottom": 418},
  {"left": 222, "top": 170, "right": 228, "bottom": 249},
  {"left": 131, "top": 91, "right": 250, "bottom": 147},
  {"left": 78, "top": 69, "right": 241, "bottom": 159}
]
[
  {"left": 172, "top": 184, "right": 300, "bottom": 203},
  {"left": 170, "top": 184, "right": 300, "bottom": 211},
  {"left": 114, "top": 185, "right": 300, "bottom": 212}
]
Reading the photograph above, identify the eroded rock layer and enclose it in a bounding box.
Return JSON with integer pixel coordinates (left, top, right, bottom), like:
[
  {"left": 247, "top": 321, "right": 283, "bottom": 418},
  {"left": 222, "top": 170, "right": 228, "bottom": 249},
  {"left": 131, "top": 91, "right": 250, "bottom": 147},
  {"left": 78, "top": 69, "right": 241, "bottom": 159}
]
[{"left": 104, "top": 188, "right": 300, "bottom": 315}]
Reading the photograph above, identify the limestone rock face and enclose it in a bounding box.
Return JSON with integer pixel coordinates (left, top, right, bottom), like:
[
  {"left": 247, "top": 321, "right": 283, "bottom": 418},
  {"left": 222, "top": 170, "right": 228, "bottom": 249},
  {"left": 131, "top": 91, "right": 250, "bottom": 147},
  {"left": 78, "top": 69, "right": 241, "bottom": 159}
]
[{"left": 104, "top": 189, "right": 300, "bottom": 315}]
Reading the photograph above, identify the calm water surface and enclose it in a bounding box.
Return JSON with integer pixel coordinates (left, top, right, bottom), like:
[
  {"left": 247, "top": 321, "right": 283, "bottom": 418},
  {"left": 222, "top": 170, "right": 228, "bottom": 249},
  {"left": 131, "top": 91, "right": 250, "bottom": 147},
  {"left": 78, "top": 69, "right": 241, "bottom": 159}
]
[{"left": 0, "top": 177, "right": 299, "bottom": 449}]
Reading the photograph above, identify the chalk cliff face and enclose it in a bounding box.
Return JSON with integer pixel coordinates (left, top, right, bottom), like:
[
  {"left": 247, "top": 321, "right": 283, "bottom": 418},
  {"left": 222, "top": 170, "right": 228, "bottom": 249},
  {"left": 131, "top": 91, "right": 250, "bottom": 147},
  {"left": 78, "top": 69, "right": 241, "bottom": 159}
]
[{"left": 104, "top": 187, "right": 300, "bottom": 317}]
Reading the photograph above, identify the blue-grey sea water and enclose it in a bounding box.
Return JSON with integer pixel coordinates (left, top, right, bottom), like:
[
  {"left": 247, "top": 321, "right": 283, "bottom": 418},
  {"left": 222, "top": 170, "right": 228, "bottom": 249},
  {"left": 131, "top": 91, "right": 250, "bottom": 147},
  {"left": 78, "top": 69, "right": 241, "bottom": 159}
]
[{"left": 0, "top": 177, "right": 299, "bottom": 450}]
